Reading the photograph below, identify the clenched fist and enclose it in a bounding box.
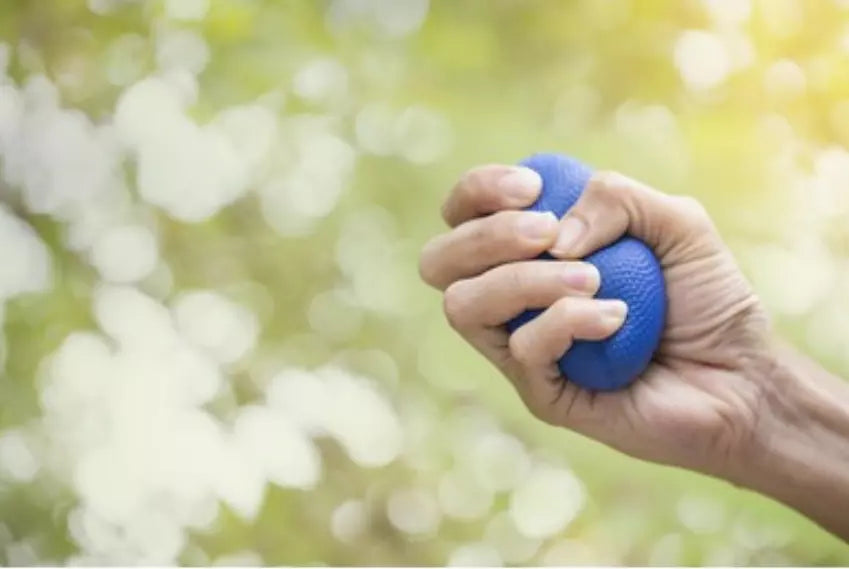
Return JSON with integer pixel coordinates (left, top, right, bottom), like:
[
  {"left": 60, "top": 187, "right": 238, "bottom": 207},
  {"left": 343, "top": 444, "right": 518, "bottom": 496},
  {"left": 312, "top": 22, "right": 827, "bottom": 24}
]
[
  {"left": 420, "top": 163, "right": 849, "bottom": 541},
  {"left": 419, "top": 164, "right": 767, "bottom": 475}
]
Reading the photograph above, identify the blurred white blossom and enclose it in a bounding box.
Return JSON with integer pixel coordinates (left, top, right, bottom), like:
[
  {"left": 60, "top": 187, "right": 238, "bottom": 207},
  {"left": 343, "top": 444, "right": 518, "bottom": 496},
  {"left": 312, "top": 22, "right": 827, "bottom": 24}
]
[
  {"left": 438, "top": 466, "right": 494, "bottom": 520},
  {"left": 0, "top": 430, "right": 39, "bottom": 483},
  {"left": 483, "top": 513, "right": 540, "bottom": 564},
  {"left": 293, "top": 57, "right": 349, "bottom": 107},
  {"left": 36, "top": 280, "right": 401, "bottom": 562},
  {"left": 0, "top": 76, "right": 126, "bottom": 222},
  {"left": 509, "top": 463, "right": 585, "bottom": 539},
  {"left": 331, "top": 500, "right": 368, "bottom": 544},
  {"left": 89, "top": 224, "right": 158, "bottom": 283},
  {"left": 155, "top": 28, "right": 210, "bottom": 76},
  {"left": 116, "top": 77, "right": 263, "bottom": 222},
  {"left": 386, "top": 486, "right": 441, "bottom": 536},
  {"left": 0, "top": 206, "right": 52, "bottom": 299},
  {"left": 674, "top": 30, "right": 732, "bottom": 91},
  {"left": 172, "top": 290, "right": 259, "bottom": 365}
]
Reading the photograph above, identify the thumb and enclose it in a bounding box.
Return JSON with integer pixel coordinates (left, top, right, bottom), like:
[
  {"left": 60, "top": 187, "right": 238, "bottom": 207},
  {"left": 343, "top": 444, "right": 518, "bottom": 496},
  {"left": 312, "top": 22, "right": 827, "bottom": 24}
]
[{"left": 548, "top": 170, "right": 715, "bottom": 262}]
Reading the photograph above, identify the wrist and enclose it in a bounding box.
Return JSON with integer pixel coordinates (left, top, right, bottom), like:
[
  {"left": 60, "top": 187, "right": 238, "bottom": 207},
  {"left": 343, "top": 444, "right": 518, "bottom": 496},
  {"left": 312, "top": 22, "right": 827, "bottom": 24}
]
[{"left": 729, "top": 340, "right": 849, "bottom": 539}]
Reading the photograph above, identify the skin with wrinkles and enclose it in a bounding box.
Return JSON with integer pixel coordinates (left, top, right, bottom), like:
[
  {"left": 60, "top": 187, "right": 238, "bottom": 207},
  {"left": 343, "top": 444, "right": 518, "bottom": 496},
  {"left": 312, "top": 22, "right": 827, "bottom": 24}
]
[{"left": 419, "top": 163, "right": 849, "bottom": 540}]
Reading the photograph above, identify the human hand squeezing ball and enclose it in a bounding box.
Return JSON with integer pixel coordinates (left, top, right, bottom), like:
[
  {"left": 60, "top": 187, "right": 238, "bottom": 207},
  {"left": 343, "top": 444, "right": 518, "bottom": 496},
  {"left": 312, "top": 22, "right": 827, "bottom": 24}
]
[
  {"left": 420, "top": 153, "right": 849, "bottom": 541},
  {"left": 420, "top": 153, "right": 765, "bottom": 473}
]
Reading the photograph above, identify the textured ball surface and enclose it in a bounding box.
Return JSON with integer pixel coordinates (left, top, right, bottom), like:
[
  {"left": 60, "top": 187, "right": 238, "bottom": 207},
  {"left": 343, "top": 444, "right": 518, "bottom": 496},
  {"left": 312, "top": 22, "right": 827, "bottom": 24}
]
[{"left": 506, "top": 153, "right": 667, "bottom": 391}]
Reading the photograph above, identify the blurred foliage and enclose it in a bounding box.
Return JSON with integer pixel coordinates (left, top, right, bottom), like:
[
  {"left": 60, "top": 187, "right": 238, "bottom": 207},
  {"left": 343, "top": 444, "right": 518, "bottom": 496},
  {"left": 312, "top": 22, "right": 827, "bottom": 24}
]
[{"left": 0, "top": 0, "right": 848, "bottom": 566}]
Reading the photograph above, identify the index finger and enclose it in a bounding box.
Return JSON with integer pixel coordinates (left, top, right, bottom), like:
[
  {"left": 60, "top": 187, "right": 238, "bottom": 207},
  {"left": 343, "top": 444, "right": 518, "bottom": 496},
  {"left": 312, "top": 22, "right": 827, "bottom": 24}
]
[{"left": 442, "top": 164, "right": 543, "bottom": 227}]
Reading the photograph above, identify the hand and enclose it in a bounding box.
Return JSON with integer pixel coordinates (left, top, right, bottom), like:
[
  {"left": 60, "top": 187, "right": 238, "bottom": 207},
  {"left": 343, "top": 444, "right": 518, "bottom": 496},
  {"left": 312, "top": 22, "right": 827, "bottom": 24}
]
[
  {"left": 421, "top": 164, "right": 849, "bottom": 541},
  {"left": 419, "top": 165, "right": 769, "bottom": 478}
]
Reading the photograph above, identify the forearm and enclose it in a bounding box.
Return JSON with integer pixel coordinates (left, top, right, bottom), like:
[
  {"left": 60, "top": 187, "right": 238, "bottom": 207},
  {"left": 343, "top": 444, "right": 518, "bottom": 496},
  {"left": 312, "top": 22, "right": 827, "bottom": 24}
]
[{"left": 732, "top": 340, "right": 849, "bottom": 540}]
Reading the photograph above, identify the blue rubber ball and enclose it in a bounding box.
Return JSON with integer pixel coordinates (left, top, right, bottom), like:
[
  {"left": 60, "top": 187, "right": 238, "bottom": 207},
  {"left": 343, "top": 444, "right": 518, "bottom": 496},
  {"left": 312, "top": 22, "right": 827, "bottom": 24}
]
[{"left": 506, "top": 153, "right": 667, "bottom": 391}]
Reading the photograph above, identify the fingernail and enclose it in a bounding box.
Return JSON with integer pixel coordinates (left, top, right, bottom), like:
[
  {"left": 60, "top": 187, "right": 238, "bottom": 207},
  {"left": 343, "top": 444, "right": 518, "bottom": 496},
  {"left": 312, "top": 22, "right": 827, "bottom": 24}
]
[
  {"left": 598, "top": 299, "right": 628, "bottom": 328},
  {"left": 562, "top": 263, "right": 600, "bottom": 293},
  {"left": 517, "top": 211, "right": 558, "bottom": 240},
  {"left": 551, "top": 215, "right": 587, "bottom": 256},
  {"left": 498, "top": 167, "right": 542, "bottom": 201}
]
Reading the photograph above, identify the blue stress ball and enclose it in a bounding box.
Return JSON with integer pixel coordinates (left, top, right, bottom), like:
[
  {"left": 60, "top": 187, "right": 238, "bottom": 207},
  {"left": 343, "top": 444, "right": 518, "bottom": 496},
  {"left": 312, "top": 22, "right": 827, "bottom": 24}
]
[{"left": 506, "top": 153, "right": 667, "bottom": 391}]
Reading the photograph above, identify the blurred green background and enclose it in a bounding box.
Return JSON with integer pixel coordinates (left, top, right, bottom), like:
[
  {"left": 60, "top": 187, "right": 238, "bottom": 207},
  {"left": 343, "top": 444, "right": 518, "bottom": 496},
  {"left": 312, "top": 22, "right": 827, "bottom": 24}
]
[{"left": 1, "top": 0, "right": 849, "bottom": 565}]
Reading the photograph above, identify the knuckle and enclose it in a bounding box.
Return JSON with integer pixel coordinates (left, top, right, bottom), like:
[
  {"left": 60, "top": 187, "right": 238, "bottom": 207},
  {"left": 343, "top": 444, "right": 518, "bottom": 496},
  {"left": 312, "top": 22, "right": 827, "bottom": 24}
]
[
  {"left": 592, "top": 169, "right": 624, "bottom": 187},
  {"left": 459, "top": 167, "right": 495, "bottom": 205},
  {"left": 551, "top": 297, "right": 574, "bottom": 322},
  {"left": 585, "top": 170, "right": 624, "bottom": 208},
  {"left": 458, "top": 166, "right": 485, "bottom": 193},
  {"left": 675, "top": 195, "right": 706, "bottom": 216},
  {"left": 673, "top": 195, "right": 712, "bottom": 229},
  {"left": 444, "top": 165, "right": 504, "bottom": 224},
  {"left": 442, "top": 281, "right": 472, "bottom": 330}
]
